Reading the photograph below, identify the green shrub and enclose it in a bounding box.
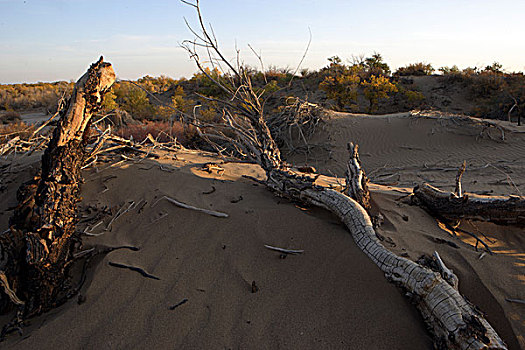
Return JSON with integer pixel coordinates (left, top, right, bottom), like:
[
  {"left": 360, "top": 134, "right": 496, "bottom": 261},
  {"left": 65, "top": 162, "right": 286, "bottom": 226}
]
[{"left": 121, "top": 87, "right": 156, "bottom": 119}]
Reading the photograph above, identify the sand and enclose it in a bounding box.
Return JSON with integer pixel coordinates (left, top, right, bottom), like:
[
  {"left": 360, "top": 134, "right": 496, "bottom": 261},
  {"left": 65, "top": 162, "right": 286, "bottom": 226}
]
[{"left": 0, "top": 112, "right": 523, "bottom": 349}]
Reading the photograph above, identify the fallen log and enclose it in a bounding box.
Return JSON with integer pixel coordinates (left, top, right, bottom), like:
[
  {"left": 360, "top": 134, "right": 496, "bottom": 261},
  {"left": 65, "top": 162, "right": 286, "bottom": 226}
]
[
  {"left": 297, "top": 186, "right": 506, "bottom": 349},
  {"left": 413, "top": 183, "right": 525, "bottom": 226},
  {"left": 0, "top": 57, "right": 115, "bottom": 321}
]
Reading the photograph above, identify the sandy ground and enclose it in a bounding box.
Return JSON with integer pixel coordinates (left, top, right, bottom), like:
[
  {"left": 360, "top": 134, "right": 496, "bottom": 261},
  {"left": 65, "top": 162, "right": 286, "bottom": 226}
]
[
  {"left": 0, "top": 112, "right": 523, "bottom": 349},
  {"left": 19, "top": 111, "right": 49, "bottom": 125}
]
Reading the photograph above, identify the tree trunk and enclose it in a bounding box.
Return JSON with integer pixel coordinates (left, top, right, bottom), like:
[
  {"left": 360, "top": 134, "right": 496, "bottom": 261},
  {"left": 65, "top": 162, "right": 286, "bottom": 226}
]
[
  {"left": 345, "top": 142, "right": 371, "bottom": 211},
  {"left": 413, "top": 183, "right": 525, "bottom": 226},
  {"left": 297, "top": 187, "right": 506, "bottom": 349},
  {"left": 0, "top": 57, "right": 115, "bottom": 317}
]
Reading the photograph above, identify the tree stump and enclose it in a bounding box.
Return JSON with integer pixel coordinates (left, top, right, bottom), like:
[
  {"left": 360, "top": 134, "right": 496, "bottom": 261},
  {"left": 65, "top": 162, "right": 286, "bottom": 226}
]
[{"left": 0, "top": 57, "right": 115, "bottom": 319}]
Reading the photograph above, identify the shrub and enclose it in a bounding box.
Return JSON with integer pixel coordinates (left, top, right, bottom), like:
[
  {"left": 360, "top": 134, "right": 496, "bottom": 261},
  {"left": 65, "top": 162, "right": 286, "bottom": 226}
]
[
  {"left": 0, "top": 122, "right": 34, "bottom": 144},
  {"left": 438, "top": 65, "right": 460, "bottom": 75},
  {"left": 191, "top": 67, "right": 228, "bottom": 97},
  {"left": 319, "top": 72, "right": 360, "bottom": 110},
  {"left": 361, "top": 75, "right": 398, "bottom": 113},
  {"left": 121, "top": 86, "right": 156, "bottom": 119},
  {"left": 395, "top": 63, "right": 435, "bottom": 76},
  {"left": 0, "top": 111, "right": 21, "bottom": 124}
]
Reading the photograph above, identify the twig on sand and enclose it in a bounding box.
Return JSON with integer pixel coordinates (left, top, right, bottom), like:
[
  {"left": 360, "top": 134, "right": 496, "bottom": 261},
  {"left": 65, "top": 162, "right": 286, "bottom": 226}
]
[
  {"left": 455, "top": 227, "right": 494, "bottom": 255},
  {"left": 108, "top": 262, "right": 160, "bottom": 280},
  {"left": 168, "top": 298, "right": 188, "bottom": 310},
  {"left": 438, "top": 219, "right": 494, "bottom": 255},
  {"left": 152, "top": 195, "right": 228, "bottom": 218},
  {"left": 505, "top": 298, "right": 525, "bottom": 305},
  {"left": 202, "top": 186, "right": 216, "bottom": 195},
  {"left": 489, "top": 164, "right": 523, "bottom": 198},
  {"left": 230, "top": 195, "right": 243, "bottom": 203},
  {"left": 264, "top": 245, "right": 304, "bottom": 255}
]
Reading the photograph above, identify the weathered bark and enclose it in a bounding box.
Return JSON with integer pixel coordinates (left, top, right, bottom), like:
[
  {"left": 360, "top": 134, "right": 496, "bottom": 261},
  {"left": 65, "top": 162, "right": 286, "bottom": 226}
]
[
  {"left": 263, "top": 166, "right": 505, "bottom": 348},
  {"left": 297, "top": 187, "right": 506, "bottom": 349},
  {"left": 345, "top": 142, "right": 371, "bottom": 211},
  {"left": 413, "top": 183, "right": 525, "bottom": 226},
  {"left": 0, "top": 57, "right": 115, "bottom": 317},
  {"left": 455, "top": 161, "right": 466, "bottom": 198}
]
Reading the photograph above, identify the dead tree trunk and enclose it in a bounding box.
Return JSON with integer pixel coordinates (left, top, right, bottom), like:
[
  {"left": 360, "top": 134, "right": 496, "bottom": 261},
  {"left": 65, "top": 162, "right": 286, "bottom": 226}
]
[
  {"left": 413, "top": 183, "right": 525, "bottom": 226},
  {"left": 0, "top": 57, "right": 115, "bottom": 318},
  {"left": 181, "top": 1, "right": 506, "bottom": 347},
  {"left": 345, "top": 142, "right": 371, "bottom": 211}
]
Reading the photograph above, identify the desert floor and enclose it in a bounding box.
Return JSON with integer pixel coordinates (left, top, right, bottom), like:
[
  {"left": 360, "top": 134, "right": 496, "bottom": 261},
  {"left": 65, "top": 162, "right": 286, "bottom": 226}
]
[{"left": 1, "top": 112, "right": 523, "bottom": 349}]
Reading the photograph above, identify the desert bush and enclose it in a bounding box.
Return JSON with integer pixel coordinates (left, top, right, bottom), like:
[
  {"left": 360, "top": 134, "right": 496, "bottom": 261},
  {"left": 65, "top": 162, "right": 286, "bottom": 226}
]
[
  {"left": 439, "top": 65, "right": 460, "bottom": 75},
  {"left": 362, "top": 53, "right": 391, "bottom": 78},
  {"left": 0, "top": 111, "right": 21, "bottom": 124},
  {"left": 115, "top": 120, "right": 197, "bottom": 145},
  {"left": 120, "top": 86, "right": 156, "bottom": 119},
  {"left": 0, "top": 122, "right": 34, "bottom": 144},
  {"left": 137, "top": 75, "right": 176, "bottom": 93},
  {"left": 482, "top": 62, "right": 503, "bottom": 74},
  {"left": 265, "top": 66, "right": 294, "bottom": 85},
  {"left": 319, "top": 70, "right": 360, "bottom": 110},
  {"left": 191, "top": 67, "right": 228, "bottom": 97},
  {"left": 101, "top": 89, "right": 119, "bottom": 112},
  {"left": 404, "top": 90, "right": 426, "bottom": 104},
  {"left": 263, "top": 80, "right": 280, "bottom": 95},
  {"left": 395, "top": 63, "right": 434, "bottom": 76},
  {"left": 361, "top": 75, "right": 398, "bottom": 113},
  {"left": 0, "top": 81, "right": 73, "bottom": 113}
]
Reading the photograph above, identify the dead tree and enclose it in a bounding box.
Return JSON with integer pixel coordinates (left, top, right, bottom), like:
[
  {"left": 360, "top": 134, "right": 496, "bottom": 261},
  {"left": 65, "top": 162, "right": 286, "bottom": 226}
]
[
  {"left": 181, "top": 1, "right": 506, "bottom": 348},
  {"left": 414, "top": 183, "right": 525, "bottom": 226},
  {"left": 345, "top": 142, "right": 371, "bottom": 211},
  {"left": 0, "top": 57, "right": 115, "bottom": 322}
]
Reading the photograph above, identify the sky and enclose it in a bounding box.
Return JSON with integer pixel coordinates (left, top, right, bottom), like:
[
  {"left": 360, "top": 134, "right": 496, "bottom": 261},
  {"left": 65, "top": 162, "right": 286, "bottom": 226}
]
[{"left": 1, "top": 0, "right": 524, "bottom": 84}]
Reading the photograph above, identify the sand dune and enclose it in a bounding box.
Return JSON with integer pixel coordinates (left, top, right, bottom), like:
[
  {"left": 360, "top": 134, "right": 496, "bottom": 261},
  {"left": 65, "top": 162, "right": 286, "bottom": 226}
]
[
  {"left": 290, "top": 111, "right": 525, "bottom": 197},
  {"left": 0, "top": 112, "right": 523, "bottom": 349},
  {"left": 1, "top": 151, "right": 432, "bottom": 349}
]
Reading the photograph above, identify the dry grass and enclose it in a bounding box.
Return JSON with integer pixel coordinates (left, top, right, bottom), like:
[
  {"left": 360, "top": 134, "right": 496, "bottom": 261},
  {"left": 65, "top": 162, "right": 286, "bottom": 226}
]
[
  {"left": 0, "top": 122, "right": 34, "bottom": 144},
  {"left": 115, "top": 120, "right": 197, "bottom": 145},
  {"left": 0, "top": 111, "right": 22, "bottom": 124}
]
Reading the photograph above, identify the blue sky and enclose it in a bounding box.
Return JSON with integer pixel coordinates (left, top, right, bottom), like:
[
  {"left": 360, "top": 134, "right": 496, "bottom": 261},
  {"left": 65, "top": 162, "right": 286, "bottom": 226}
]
[{"left": 1, "top": 0, "right": 524, "bottom": 83}]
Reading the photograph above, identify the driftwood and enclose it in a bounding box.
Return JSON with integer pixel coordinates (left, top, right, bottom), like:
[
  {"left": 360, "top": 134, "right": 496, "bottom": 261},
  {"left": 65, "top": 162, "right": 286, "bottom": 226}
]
[
  {"left": 181, "top": 2, "right": 507, "bottom": 347},
  {"left": 413, "top": 183, "right": 525, "bottom": 226},
  {"left": 0, "top": 57, "right": 115, "bottom": 322}
]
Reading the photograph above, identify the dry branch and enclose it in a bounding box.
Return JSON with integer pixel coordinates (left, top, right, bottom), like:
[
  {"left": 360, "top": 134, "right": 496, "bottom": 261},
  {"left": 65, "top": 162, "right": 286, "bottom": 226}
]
[
  {"left": 455, "top": 161, "right": 466, "bottom": 197},
  {"left": 433, "top": 251, "right": 459, "bottom": 289},
  {"left": 153, "top": 195, "right": 228, "bottom": 218},
  {"left": 264, "top": 245, "right": 304, "bottom": 255}
]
